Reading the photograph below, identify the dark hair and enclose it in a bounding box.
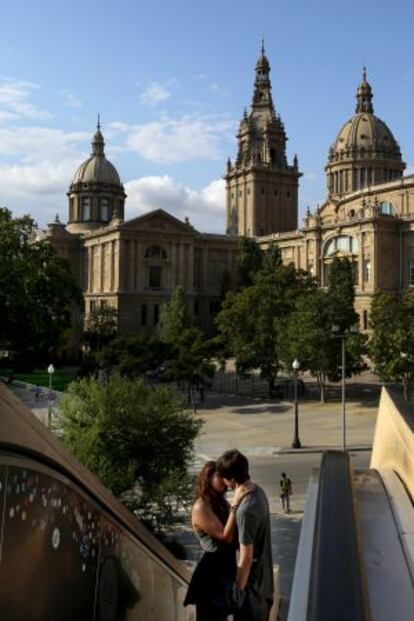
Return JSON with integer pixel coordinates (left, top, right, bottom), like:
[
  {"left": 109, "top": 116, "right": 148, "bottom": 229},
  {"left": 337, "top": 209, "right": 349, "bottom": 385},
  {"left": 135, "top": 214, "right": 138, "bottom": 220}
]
[
  {"left": 281, "top": 472, "right": 286, "bottom": 477},
  {"left": 217, "top": 449, "right": 250, "bottom": 484},
  {"left": 194, "top": 460, "right": 229, "bottom": 524}
]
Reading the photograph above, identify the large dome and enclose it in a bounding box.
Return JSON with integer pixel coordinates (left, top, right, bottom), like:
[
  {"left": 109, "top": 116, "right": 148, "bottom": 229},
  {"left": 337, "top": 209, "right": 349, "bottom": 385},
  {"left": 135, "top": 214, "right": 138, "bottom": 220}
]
[
  {"left": 330, "top": 113, "right": 401, "bottom": 162},
  {"left": 73, "top": 154, "right": 121, "bottom": 185},
  {"left": 72, "top": 125, "right": 121, "bottom": 186},
  {"left": 326, "top": 69, "right": 405, "bottom": 198}
]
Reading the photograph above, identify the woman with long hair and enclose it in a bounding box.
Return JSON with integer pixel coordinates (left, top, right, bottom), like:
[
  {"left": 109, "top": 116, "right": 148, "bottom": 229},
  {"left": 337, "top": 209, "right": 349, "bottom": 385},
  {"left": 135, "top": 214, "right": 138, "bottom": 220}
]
[{"left": 184, "top": 460, "right": 250, "bottom": 620}]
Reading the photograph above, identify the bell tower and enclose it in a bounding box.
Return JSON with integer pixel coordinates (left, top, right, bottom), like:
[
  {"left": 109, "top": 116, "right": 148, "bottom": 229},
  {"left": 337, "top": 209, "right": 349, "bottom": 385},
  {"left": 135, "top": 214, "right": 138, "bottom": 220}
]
[{"left": 225, "top": 43, "right": 301, "bottom": 237}]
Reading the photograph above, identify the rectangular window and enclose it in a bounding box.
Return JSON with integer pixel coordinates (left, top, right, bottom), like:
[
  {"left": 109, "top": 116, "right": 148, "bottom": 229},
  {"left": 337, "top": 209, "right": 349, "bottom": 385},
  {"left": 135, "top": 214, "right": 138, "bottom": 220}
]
[
  {"left": 194, "top": 301, "right": 199, "bottom": 316},
  {"left": 352, "top": 262, "right": 359, "bottom": 285},
  {"left": 82, "top": 197, "right": 91, "bottom": 220},
  {"left": 363, "top": 259, "right": 371, "bottom": 283},
  {"left": 154, "top": 304, "right": 159, "bottom": 325},
  {"left": 100, "top": 299, "right": 107, "bottom": 309},
  {"left": 141, "top": 304, "right": 147, "bottom": 326},
  {"left": 149, "top": 265, "right": 162, "bottom": 289},
  {"left": 363, "top": 310, "right": 368, "bottom": 330},
  {"left": 90, "top": 300, "right": 96, "bottom": 312},
  {"left": 410, "top": 259, "right": 414, "bottom": 286}
]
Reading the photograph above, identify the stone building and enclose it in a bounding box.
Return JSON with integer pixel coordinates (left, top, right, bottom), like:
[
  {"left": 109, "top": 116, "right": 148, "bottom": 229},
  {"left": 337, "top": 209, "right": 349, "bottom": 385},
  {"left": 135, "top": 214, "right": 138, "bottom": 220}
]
[
  {"left": 46, "top": 45, "right": 414, "bottom": 349},
  {"left": 46, "top": 120, "right": 238, "bottom": 340}
]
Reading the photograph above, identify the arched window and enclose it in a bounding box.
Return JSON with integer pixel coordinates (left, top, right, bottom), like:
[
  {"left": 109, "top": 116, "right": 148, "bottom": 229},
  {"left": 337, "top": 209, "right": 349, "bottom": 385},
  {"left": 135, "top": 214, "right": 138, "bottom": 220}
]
[
  {"left": 323, "top": 235, "right": 358, "bottom": 257},
  {"left": 144, "top": 245, "right": 167, "bottom": 260}
]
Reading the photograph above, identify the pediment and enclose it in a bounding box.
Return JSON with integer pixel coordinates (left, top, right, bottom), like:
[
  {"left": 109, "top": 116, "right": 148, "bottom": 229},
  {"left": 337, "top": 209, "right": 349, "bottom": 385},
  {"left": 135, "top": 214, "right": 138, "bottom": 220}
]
[{"left": 121, "top": 209, "right": 198, "bottom": 234}]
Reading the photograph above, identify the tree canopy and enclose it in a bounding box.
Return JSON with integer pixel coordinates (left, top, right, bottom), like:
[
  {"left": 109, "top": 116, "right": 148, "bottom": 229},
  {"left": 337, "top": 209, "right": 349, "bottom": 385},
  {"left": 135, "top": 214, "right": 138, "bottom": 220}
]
[
  {"left": 326, "top": 257, "right": 359, "bottom": 331},
  {"left": 216, "top": 243, "right": 316, "bottom": 392},
  {"left": 60, "top": 374, "right": 203, "bottom": 532},
  {"left": 369, "top": 289, "right": 414, "bottom": 397},
  {"left": 84, "top": 306, "right": 118, "bottom": 351},
  {"left": 0, "top": 208, "right": 82, "bottom": 367},
  {"left": 236, "top": 236, "right": 263, "bottom": 289},
  {"left": 158, "top": 286, "right": 191, "bottom": 344}
]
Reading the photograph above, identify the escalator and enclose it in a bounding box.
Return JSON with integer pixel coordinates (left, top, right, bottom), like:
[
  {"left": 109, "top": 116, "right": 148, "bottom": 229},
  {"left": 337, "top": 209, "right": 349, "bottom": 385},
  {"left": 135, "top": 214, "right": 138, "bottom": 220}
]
[{"left": 0, "top": 383, "right": 193, "bottom": 621}]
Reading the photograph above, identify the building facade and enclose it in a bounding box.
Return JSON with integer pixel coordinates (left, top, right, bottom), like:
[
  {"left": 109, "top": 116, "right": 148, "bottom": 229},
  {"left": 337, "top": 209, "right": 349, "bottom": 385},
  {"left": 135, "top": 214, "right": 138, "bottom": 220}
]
[{"left": 46, "top": 46, "right": 414, "bottom": 349}]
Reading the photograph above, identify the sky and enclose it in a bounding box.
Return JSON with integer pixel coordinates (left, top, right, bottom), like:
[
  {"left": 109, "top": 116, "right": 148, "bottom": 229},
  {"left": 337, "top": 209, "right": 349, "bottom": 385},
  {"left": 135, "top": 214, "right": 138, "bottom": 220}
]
[{"left": 1, "top": 0, "right": 414, "bottom": 232}]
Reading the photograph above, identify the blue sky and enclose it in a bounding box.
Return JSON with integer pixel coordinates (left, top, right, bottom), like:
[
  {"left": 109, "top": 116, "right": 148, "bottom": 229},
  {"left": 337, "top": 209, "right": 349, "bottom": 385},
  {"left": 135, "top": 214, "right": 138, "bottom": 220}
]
[{"left": 1, "top": 0, "right": 413, "bottom": 232}]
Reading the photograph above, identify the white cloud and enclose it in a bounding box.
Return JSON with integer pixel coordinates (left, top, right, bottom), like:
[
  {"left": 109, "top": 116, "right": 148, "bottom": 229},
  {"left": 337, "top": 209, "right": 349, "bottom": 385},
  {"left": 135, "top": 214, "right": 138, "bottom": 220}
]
[
  {"left": 61, "top": 91, "right": 82, "bottom": 109},
  {"left": 125, "top": 175, "right": 226, "bottom": 232},
  {"left": 139, "top": 81, "right": 171, "bottom": 106},
  {"left": 121, "top": 114, "right": 235, "bottom": 163},
  {"left": 0, "top": 126, "right": 88, "bottom": 161},
  {"left": 0, "top": 78, "right": 52, "bottom": 122}
]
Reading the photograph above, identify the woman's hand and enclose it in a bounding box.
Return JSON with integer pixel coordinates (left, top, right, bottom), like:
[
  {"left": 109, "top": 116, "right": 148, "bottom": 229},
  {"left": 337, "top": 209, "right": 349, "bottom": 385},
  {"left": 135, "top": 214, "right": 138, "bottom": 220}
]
[{"left": 230, "top": 481, "right": 255, "bottom": 509}]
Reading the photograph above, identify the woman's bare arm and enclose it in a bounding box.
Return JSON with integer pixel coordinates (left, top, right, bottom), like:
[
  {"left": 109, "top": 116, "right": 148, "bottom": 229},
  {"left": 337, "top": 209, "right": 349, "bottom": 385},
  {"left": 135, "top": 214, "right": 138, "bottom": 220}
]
[{"left": 192, "top": 499, "right": 237, "bottom": 543}]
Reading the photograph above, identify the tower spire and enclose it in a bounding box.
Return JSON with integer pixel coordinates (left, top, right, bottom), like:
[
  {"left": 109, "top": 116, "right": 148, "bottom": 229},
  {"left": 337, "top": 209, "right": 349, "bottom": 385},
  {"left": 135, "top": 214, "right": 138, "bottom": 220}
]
[
  {"left": 356, "top": 67, "right": 374, "bottom": 114},
  {"left": 92, "top": 117, "right": 105, "bottom": 156}
]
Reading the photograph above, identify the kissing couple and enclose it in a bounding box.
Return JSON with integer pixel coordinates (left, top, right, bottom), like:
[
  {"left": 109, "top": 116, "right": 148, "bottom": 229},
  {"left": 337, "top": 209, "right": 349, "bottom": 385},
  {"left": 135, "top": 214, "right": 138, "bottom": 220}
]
[{"left": 184, "top": 449, "right": 273, "bottom": 621}]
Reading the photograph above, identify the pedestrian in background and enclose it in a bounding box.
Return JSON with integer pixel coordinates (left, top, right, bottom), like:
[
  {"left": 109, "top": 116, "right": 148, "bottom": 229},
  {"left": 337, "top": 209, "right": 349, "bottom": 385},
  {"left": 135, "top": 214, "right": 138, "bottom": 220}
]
[{"left": 279, "top": 472, "right": 292, "bottom": 514}]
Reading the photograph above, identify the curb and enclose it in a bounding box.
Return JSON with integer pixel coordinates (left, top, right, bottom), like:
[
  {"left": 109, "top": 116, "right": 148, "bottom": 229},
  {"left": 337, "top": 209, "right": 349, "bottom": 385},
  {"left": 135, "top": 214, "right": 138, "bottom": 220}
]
[{"left": 273, "top": 445, "right": 372, "bottom": 455}]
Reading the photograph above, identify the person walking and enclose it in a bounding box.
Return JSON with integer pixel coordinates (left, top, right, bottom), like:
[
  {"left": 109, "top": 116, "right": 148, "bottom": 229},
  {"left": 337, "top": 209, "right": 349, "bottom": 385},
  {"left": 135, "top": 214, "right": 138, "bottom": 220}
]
[
  {"left": 218, "top": 449, "right": 274, "bottom": 621},
  {"left": 279, "top": 472, "right": 292, "bottom": 514}
]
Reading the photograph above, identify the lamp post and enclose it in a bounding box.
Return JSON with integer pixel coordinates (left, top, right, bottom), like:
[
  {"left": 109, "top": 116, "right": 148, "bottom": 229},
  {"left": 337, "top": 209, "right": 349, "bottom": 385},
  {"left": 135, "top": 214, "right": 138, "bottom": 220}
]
[
  {"left": 331, "top": 326, "right": 357, "bottom": 451},
  {"left": 47, "top": 364, "right": 55, "bottom": 429},
  {"left": 292, "top": 358, "right": 301, "bottom": 449}
]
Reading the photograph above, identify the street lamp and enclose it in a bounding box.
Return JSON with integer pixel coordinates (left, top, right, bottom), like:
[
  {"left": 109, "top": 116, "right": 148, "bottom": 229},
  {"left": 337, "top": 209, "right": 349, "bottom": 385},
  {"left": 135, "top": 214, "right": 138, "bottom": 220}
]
[
  {"left": 47, "top": 364, "right": 55, "bottom": 430},
  {"left": 47, "top": 364, "right": 55, "bottom": 390},
  {"left": 292, "top": 358, "right": 301, "bottom": 449},
  {"left": 331, "top": 325, "right": 357, "bottom": 451}
]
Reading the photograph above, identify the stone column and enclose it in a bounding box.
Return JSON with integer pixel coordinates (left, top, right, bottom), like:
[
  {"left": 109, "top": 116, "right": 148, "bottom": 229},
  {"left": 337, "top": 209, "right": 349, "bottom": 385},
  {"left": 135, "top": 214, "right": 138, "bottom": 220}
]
[
  {"left": 178, "top": 243, "right": 185, "bottom": 288},
  {"left": 359, "top": 233, "right": 364, "bottom": 292},
  {"left": 170, "top": 242, "right": 177, "bottom": 290},
  {"left": 88, "top": 246, "right": 93, "bottom": 293},
  {"left": 202, "top": 248, "right": 208, "bottom": 293},
  {"left": 187, "top": 244, "right": 194, "bottom": 293}
]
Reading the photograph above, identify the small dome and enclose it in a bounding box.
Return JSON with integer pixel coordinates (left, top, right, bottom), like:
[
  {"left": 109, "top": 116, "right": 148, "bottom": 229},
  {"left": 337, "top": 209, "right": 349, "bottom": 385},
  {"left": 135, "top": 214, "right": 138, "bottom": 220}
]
[{"left": 72, "top": 120, "right": 122, "bottom": 186}]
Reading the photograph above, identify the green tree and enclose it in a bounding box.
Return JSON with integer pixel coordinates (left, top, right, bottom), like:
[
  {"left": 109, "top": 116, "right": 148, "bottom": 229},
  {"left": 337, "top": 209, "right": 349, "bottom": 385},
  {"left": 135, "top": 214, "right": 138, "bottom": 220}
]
[
  {"left": 236, "top": 236, "right": 263, "bottom": 289},
  {"left": 327, "top": 257, "right": 358, "bottom": 331},
  {"left": 84, "top": 306, "right": 118, "bottom": 351},
  {"left": 97, "top": 334, "right": 171, "bottom": 378},
  {"left": 165, "top": 327, "right": 215, "bottom": 407},
  {"left": 158, "top": 286, "right": 191, "bottom": 343},
  {"left": 217, "top": 243, "right": 316, "bottom": 393},
  {"left": 369, "top": 289, "right": 414, "bottom": 398},
  {"left": 0, "top": 208, "right": 82, "bottom": 367},
  {"left": 60, "top": 374, "right": 203, "bottom": 532},
  {"left": 282, "top": 289, "right": 334, "bottom": 402},
  {"left": 281, "top": 288, "right": 366, "bottom": 401}
]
